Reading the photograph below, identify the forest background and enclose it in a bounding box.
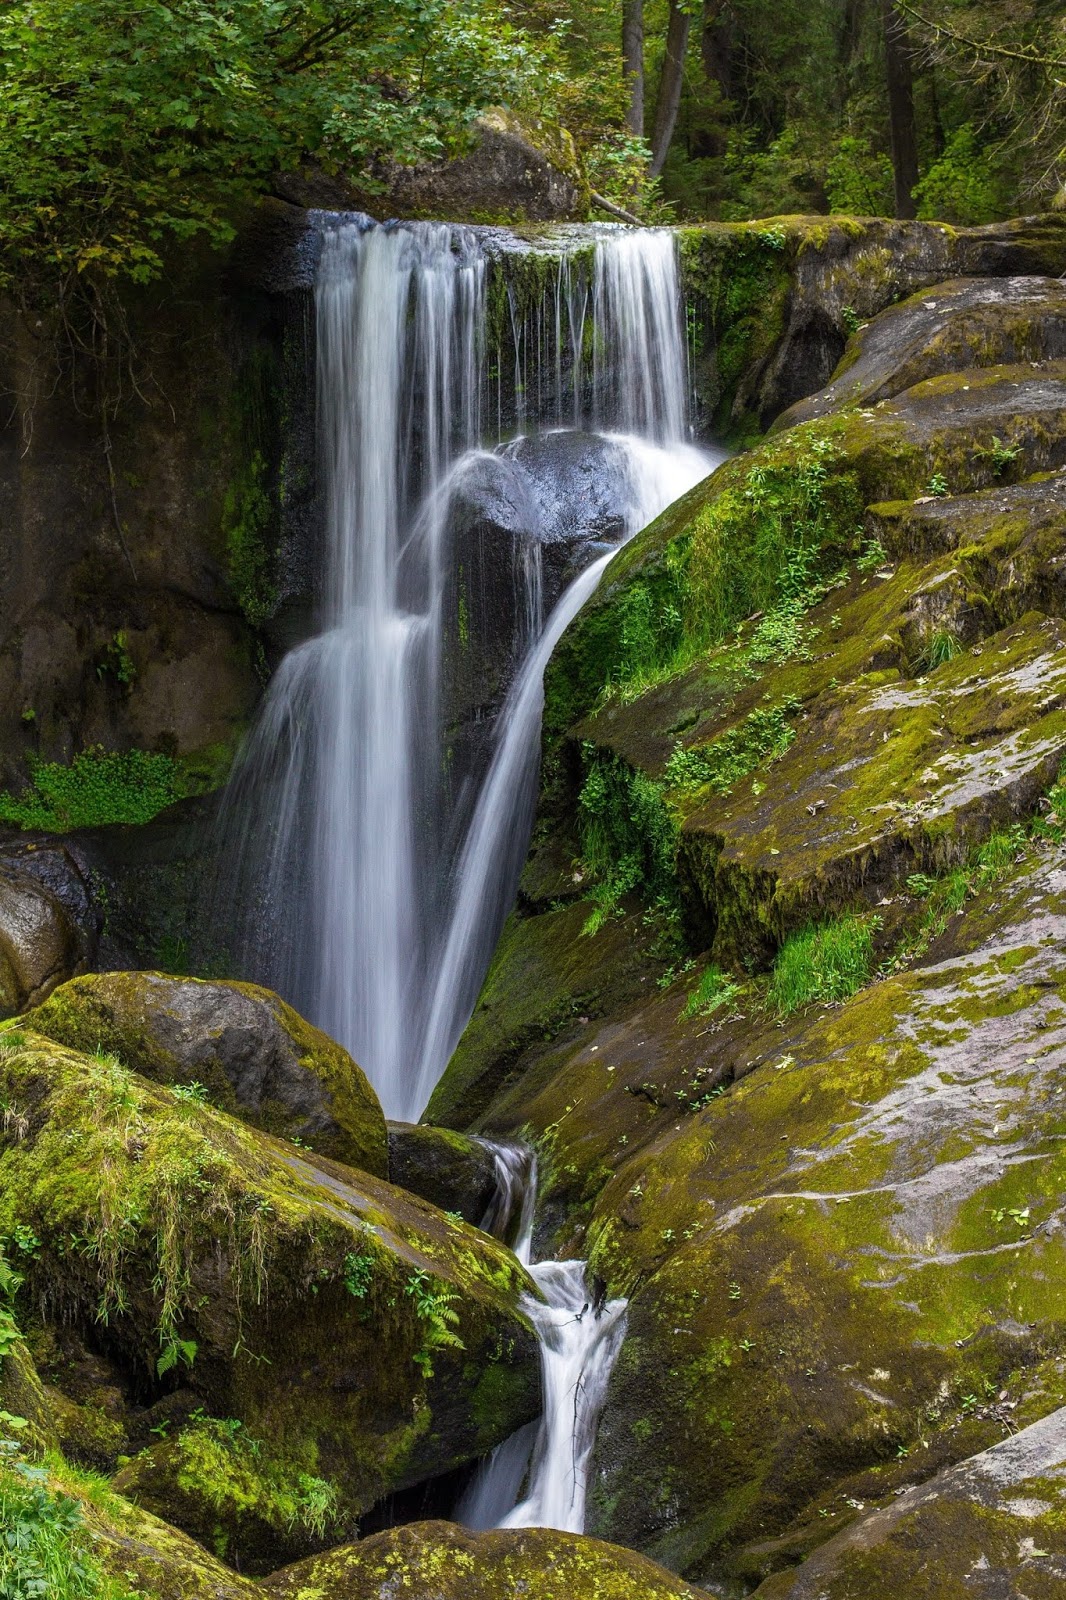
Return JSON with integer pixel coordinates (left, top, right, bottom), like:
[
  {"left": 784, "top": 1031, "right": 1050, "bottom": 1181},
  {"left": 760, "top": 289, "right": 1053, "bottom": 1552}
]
[{"left": 0, "top": 0, "right": 1063, "bottom": 337}]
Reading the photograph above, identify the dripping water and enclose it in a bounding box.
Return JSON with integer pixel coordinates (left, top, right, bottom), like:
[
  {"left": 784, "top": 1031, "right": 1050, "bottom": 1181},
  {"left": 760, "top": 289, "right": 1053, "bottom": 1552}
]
[{"left": 459, "top": 1141, "right": 627, "bottom": 1535}]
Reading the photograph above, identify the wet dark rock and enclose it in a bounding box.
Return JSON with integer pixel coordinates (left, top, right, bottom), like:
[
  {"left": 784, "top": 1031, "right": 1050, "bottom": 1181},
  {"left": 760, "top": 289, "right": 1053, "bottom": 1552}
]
[
  {"left": 387, "top": 1121, "right": 499, "bottom": 1225},
  {"left": 0, "top": 847, "right": 96, "bottom": 1015},
  {"left": 23, "top": 969, "right": 389, "bottom": 1177}
]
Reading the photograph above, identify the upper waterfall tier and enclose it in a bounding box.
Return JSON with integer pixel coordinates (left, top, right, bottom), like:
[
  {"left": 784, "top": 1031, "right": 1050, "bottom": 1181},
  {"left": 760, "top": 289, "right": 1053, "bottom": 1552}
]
[{"left": 220, "top": 217, "right": 720, "bottom": 1119}]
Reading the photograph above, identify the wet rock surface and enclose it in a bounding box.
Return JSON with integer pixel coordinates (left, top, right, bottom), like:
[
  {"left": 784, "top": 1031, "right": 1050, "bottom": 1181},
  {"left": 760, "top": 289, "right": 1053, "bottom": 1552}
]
[
  {"left": 0, "top": 1029, "right": 540, "bottom": 1559},
  {"left": 772, "top": 274, "right": 1066, "bottom": 432},
  {"left": 23, "top": 969, "right": 389, "bottom": 1176},
  {"left": 386, "top": 1121, "right": 499, "bottom": 1225},
  {"left": 428, "top": 259, "right": 1066, "bottom": 1588},
  {"left": 754, "top": 1407, "right": 1066, "bottom": 1599}
]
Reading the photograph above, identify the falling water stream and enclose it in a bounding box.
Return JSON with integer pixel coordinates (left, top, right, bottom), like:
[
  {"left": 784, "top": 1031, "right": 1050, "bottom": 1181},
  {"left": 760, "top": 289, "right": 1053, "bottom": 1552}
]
[{"left": 223, "top": 214, "right": 726, "bottom": 1532}]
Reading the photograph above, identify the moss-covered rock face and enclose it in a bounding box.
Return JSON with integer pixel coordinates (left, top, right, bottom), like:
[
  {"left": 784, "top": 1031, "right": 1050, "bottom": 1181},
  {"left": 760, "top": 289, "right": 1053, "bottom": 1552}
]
[
  {"left": 554, "top": 844, "right": 1066, "bottom": 1584},
  {"left": 678, "top": 214, "right": 1066, "bottom": 432},
  {"left": 753, "top": 1406, "right": 1066, "bottom": 1599},
  {"left": 772, "top": 274, "right": 1066, "bottom": 433},
  {"left": 262, "top": 1520, "right": 712, "bottom": 1599},
  {"left": 0, "top": 1032, "right": 540, "bottom": 1548},
  {"left": 23, "top": 971, "right": 388, "bottom": 1177},
  {"left": 386, "top": 1123, "right": 499, "bottom": 1226},
  {"left": 428, "top": 899, "right": 672, "bottom": 1131}
]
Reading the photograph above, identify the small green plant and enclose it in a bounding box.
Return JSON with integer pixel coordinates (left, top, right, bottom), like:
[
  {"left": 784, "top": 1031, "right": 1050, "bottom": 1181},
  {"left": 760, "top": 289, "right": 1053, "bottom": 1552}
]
[
  {"left": 156, "top": 1335, "right": 197, "bottom": 1379},
  {"left": 342, "top": 1251, "right": 374, "bottom": 1301},
  {"left": 919, "top": 629, "right": 963, "bottom": 671},
  {"left": 171, "top": 1081, "right": 209, "bottom": 1106},
  {"left": 665, "top": 702, "right": 799, "bottom": 795},
  {"left": 856, "top": 534, "right": 887, "bottom": 573},
  {"left": 0, "top": 1452, "right": 135, "bottom": 1600},
  {"left": 95, "top": 631, "right": 136, "bottom": 687},
  {"left": 682, "top": 966, "right": 743, "bottom": 1021},
  {"left": 982, "top": 435, "right": 1021, "bottom": 477},
  {"left": 769, "top": 914, "right": 881, "bottom": 1015},
  {"left": 578, "top": 749, "right": 678, "bottom": 935},
  {"left": 927, "top": 473, "right": 950, "bottom": 498},
  {"left": 404, "top": 1270, "right": 464, "bottom": 1378},
  {"left": 840, "top": 305, "right": 862, "bottom": 335},
  {"left": 0, "top": 1244, "right": 22, "bottom": 1362}
]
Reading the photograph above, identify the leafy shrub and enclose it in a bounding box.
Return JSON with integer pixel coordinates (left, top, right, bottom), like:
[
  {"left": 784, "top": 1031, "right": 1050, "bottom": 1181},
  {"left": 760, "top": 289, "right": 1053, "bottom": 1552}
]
[
  {"left": 825, "top": 135, "right": 894, "bottom": 215},
  {"left": 0, "top": 748, "right": 181, "bottom": 832},
  {"left": 0, "top": 1453, "right": 134, "bottom": 1600},
  {"left": 769, "top": 914, "right": 880, "bottom": 1015},
  {"left": 665, "top": 702, "right": 799, "bottom": 794}
]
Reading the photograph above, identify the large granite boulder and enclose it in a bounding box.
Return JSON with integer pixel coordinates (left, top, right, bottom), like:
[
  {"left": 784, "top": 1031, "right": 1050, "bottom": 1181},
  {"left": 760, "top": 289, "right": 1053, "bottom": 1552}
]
[
  {"left": 24, "top": 970, "right": 388, "bottom": 1177},
  {"left": 0, "top": 1029, "right": 540, "bottom": 1565}
]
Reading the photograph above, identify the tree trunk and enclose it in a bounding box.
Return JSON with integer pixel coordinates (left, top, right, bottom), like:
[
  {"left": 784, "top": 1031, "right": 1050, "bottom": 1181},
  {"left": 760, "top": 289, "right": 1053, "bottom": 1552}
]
[
  {"left": 700, "top": 0, "right": 730, "bottom": 98},
  {"left": 882, "top": 0, "right": 918, "bottom": 217},
  {"left": 622, "top": 0, "right": 645, "bottom": 138},
  {"left": 649, "top": 1, "right": 692, "bottom": 178}
]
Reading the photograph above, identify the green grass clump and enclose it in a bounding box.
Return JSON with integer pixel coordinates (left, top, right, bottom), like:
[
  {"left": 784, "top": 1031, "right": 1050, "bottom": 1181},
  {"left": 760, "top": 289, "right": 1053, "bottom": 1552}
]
[
  {"left": 578, "top": 748, "right": 679, "bottom": 935},
  {"left": 0, "top": 1450, "right": 137, "bottom": 1600},
  {"left": 665, "top": 701, "right": 799, "bottom": 794},
  {"left": 769, "top": 913, "right": 880, "bottom": 1015},
  {"left": 0, "top": 748, "right": 182, "bottom": 832},
  {"left": 682, "top": 965, "right": 743, "bottom": 1020}
]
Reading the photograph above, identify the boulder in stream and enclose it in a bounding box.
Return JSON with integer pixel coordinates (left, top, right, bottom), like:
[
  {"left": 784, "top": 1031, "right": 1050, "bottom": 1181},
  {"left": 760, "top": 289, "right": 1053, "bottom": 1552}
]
[{"left": 262, "top": 1519, "right": 712, "bottom": 1599}]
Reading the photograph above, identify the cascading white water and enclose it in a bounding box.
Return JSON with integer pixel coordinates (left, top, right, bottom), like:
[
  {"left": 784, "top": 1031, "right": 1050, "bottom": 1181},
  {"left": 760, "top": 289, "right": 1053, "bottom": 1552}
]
[
  {"left": 459, "top": 1142, "right": 627, "bottom": 1535},
  {"left": 225, "top": 218, "right": 720, "bottom": 1120}
]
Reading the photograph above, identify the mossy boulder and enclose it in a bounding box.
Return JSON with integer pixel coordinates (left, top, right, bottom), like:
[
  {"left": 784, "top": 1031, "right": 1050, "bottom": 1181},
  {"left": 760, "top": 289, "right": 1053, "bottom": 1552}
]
[
  {"left": 386, "top": 1123, "right": 499, "bottom": 1226},
  {"left": 573, "top": 842, "right": 1066, "bottom": 1582},
  {"left": 24, "top": 971, "right": 388, "bottom": 1177},
  {"left": 772, "top": 274, "right": 1066, "bottom": 433},
  {"left": 0, "top": 1336, "right": 58, "bottom": 1459},
  {"left": 0, "top": 1033, "right": 540, "bottom": 1549},
  {"left": 753, "top": 1406, "right": 1066, "bottom": 1598},
  {"left": 60, "top": 1456, "right": 261, "bottom": 1600},
  {"left": 113, "top": 1416, "right": 346, "bottom": 1575},
  {"left": 678, "top": 214, "right": 1066, "bottom": 431},
  {"left": 262, "top": 1519, "right": 712, "bottom": 1599}
]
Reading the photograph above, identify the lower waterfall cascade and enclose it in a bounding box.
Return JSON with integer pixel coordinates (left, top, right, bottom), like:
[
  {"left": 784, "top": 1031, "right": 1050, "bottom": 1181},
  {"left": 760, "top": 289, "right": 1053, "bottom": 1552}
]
[{"left": 458, "top": 1143, "right": 628, "bottom": 1535}]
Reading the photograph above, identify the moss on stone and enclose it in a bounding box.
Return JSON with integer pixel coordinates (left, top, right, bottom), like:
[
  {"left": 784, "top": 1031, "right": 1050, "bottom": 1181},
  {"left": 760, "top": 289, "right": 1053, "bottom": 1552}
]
[
  {"left": 262, "top": 1519, "right": 711, "bottom": 1599},
  {"left": 24, "top": 971, "right": 389, "bottom": 1179}
]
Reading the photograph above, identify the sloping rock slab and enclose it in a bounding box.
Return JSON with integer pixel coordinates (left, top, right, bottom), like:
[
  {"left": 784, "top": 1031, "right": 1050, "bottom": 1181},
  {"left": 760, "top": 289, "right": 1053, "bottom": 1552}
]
[
  {"left": 263, "top": 1520, "right": 712, "bottom": 1599},
  {"left": 754, "top": 1408, "right": 1066, "bottom": 1599},
  {"left": 24, "top": 970, "right": 388, "bottom": 1177},
  {"left": 678, "top": 613, "right": 1066, "bottom": 959},
  {"left": 773, "top": 275, "right": 1066, "bottom": 432}
]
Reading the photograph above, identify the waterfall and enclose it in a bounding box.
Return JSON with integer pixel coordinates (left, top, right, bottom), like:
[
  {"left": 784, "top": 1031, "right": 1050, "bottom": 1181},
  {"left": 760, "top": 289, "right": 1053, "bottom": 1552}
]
[
  {"left": 223, "top": 217, "right": 721, "bottom": 1120},
  {"left": 459, "top": 1142, "right": 627, "bottom": 1535}
]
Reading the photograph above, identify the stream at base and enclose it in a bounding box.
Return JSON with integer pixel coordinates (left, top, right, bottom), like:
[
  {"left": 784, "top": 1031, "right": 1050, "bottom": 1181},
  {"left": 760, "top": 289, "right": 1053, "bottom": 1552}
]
[{"left": 458, "top": 1142, "right": 627, "bottom": 1535}]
